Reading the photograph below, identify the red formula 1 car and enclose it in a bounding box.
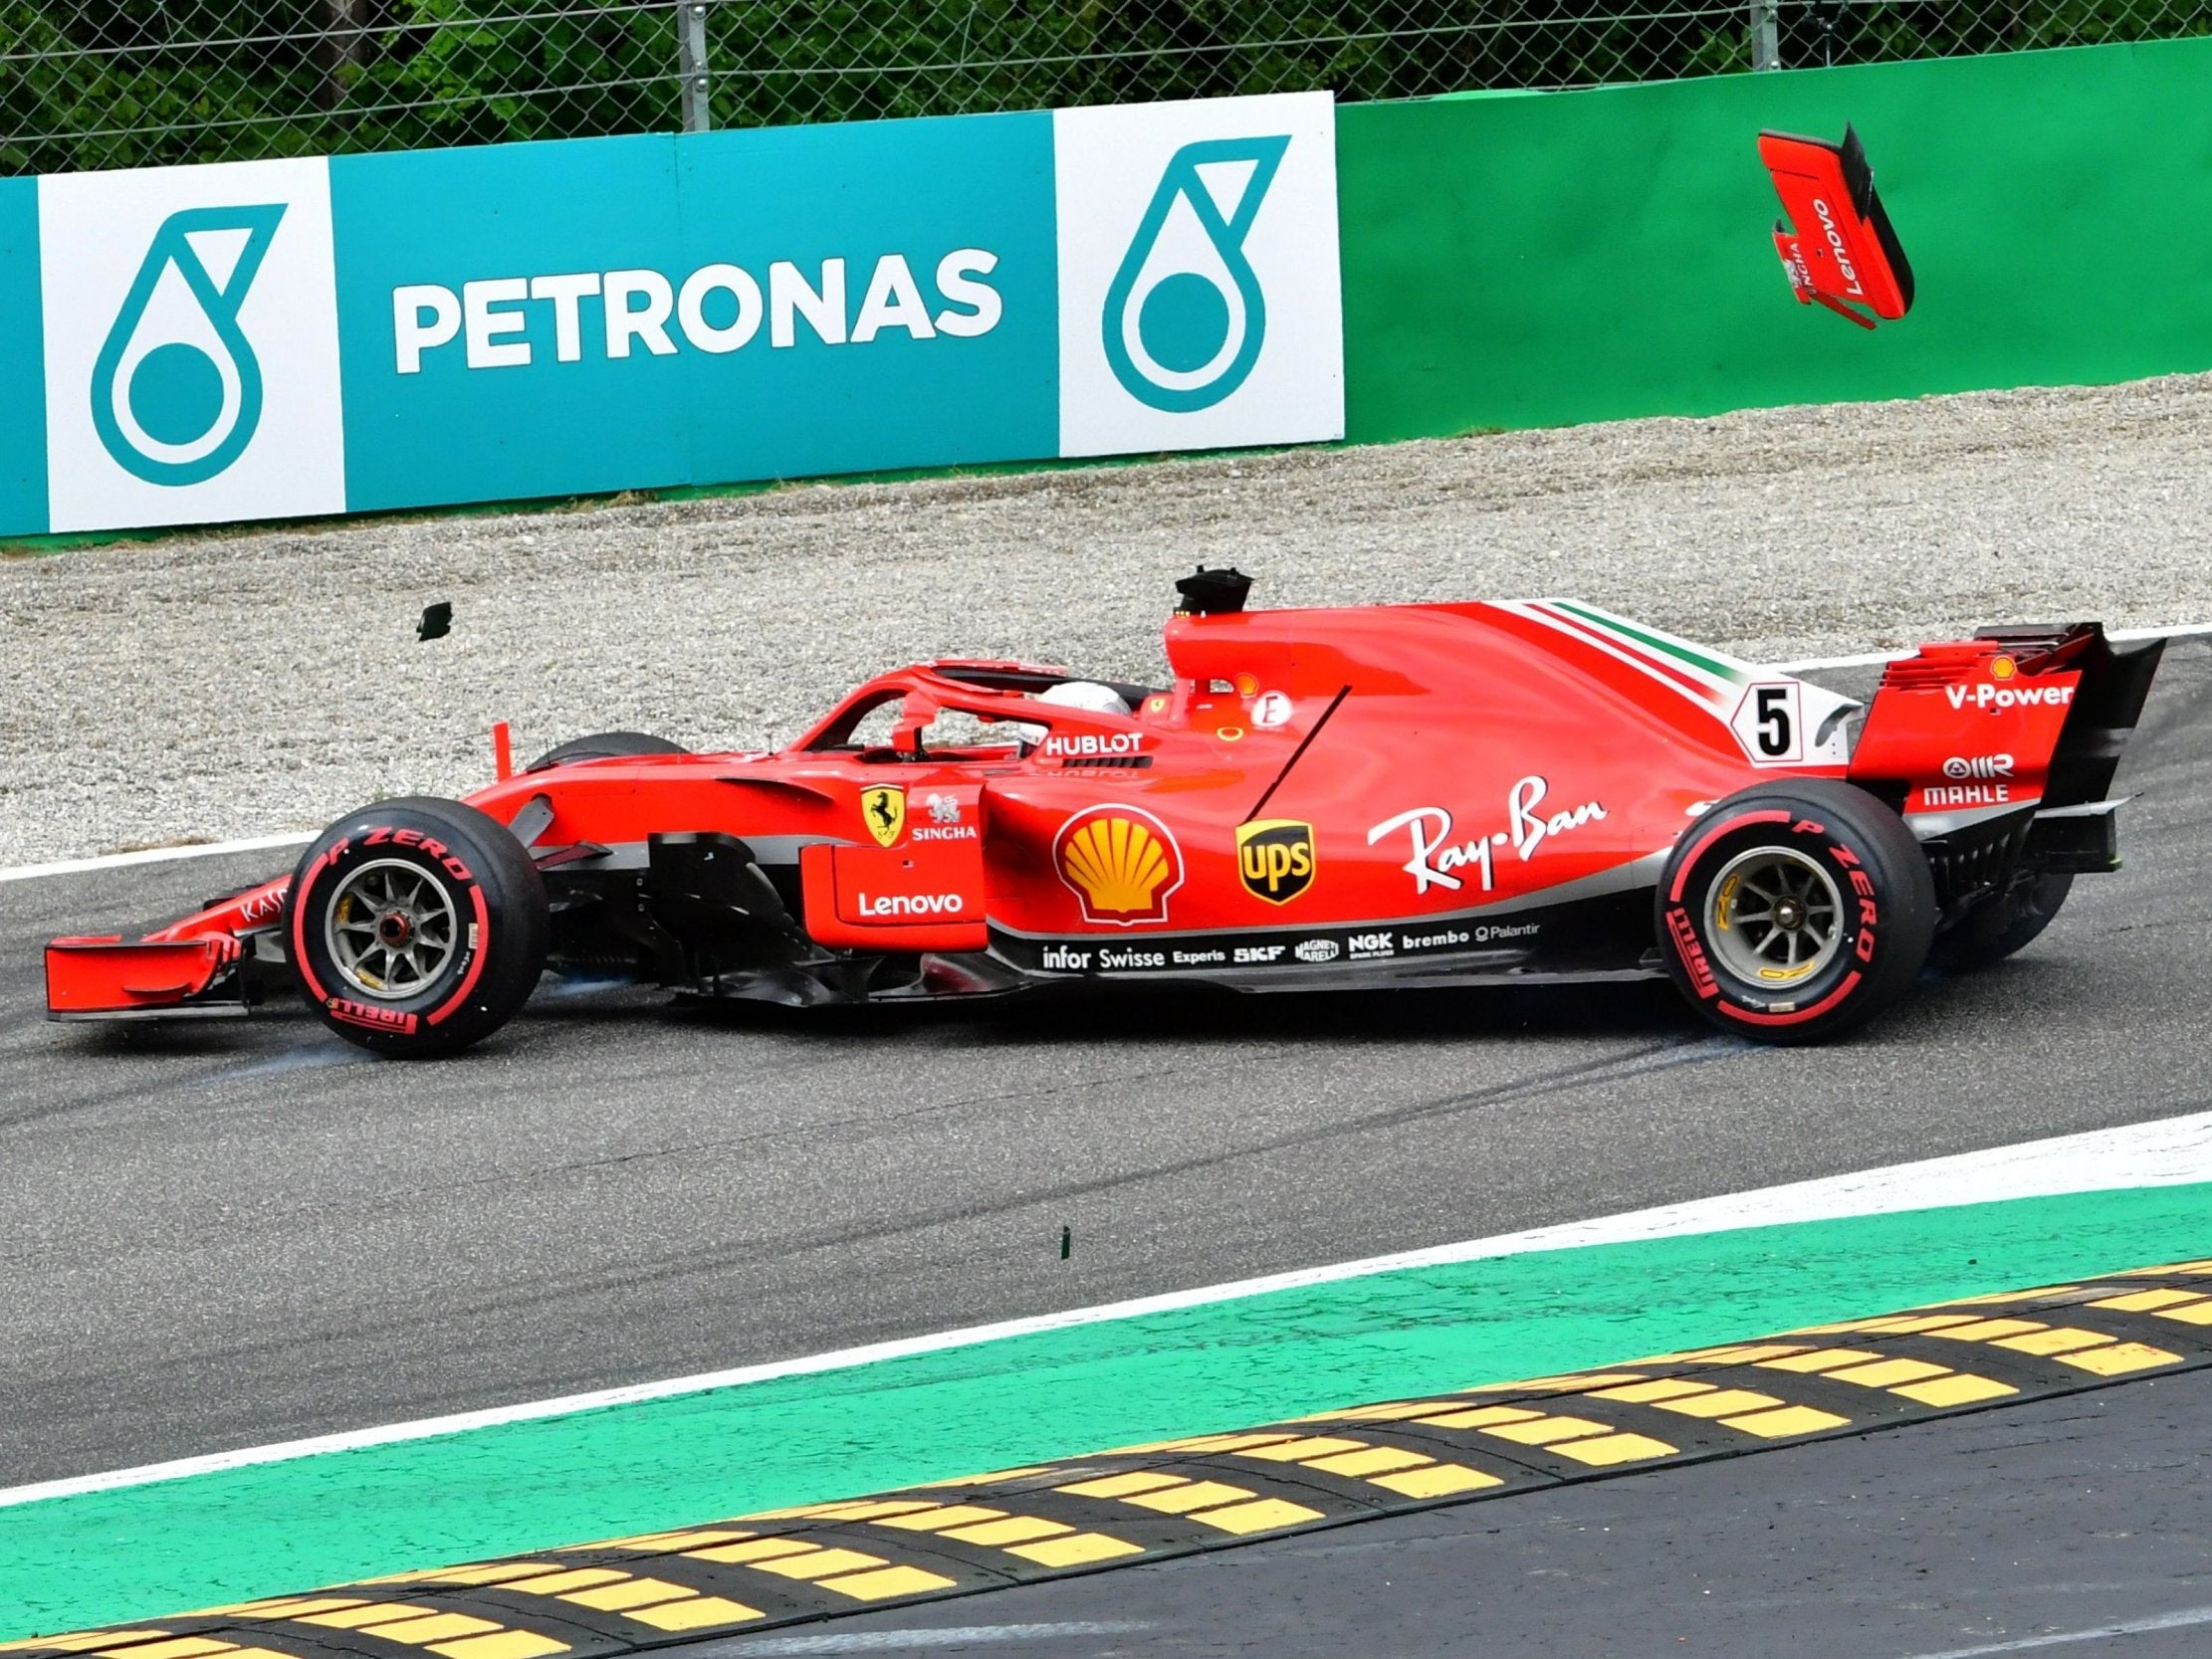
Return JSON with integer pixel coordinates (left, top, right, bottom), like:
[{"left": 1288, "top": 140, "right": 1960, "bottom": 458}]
[{"left": 47, "top": 571, "right": 2163, "bottom": 1054}]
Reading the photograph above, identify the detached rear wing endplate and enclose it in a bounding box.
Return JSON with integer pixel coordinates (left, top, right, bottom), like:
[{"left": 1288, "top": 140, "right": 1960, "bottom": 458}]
[{"left": 1759, "top": 124, "right": 1914, "bottom": 328}]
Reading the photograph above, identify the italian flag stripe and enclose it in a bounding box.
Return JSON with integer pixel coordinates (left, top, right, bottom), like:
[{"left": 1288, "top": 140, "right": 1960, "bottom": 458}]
[
  {"left": 1528, "top": 602, "right": 1717, "bottom": 704},
  {"left": 1553, "top": 601, "right": 1748, "bottom": 686}
]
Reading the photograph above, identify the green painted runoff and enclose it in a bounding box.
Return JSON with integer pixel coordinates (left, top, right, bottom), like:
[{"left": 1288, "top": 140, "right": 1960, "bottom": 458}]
[{"left": 3, "top": 1180, "right": 2206, "bottom": 1635}]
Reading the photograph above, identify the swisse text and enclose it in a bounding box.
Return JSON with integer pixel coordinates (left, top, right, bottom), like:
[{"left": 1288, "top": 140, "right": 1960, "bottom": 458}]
[
  {"left": 392, "top": 250, "right": 1002, "bottom": 374},
  {"left": 855, "top": 892, "right": 966, "bottom": 918},
  {"left": 1097, "top": 946, "right": 1166, "bottom": 969}
]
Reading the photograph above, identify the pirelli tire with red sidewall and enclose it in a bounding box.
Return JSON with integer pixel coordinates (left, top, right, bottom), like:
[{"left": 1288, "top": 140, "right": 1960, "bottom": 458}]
[
  {"left": 287, "top": 797, "right": 550, "bottom": 1057},
  {"left": 1657, "top": 779, "right": 1936, "bottom": 1044}
]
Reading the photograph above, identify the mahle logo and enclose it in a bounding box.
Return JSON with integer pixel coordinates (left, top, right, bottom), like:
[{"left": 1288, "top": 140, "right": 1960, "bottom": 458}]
[
  {"left": 92, "top": 204, "right": 287, "bottom": 487},
  {"left": 1103, "top": 135, "right": 1288, "bottom": 413}
]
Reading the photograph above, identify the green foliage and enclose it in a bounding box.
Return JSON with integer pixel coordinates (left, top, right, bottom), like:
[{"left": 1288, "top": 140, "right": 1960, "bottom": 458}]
[
  {"left": 1, "top": 0, "right": 680, "bottom": 172},
  {"left": 3, "top": 0, "right": 2207, "bottom": 176},
  {"left": 3, "top": 1, "right": 337, "bottom": 173},
  {"left": 343, "top": 0, "right": 680, "bottom": 149}
]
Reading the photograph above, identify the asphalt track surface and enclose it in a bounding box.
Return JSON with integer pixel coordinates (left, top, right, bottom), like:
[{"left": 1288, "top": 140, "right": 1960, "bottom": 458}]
[
  {"left": 1, "top": 643, "right": 2206, "bottom": 1491},
  {"left": 719, "top": 1368, "right": 2212, "bottom": 1659}
]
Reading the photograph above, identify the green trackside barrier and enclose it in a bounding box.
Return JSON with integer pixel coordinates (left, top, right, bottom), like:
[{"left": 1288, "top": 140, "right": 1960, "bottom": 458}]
[
  {"left": 1337, "top": 36, "right": 2212, "bottom": 440},
  {"left": 10, "top": 40, "right": 2212, "bottom": 545},
  {"left": 2, "top": 95, "right": 1347, "bottom": 540}
]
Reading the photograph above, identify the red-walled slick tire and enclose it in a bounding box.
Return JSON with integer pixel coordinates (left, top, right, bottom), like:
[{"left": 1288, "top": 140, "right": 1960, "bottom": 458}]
[
  {"left": 1656, "top": 779, "right": 1935, "bottom": 1044},
  {"left": 287, "top": 796, "right": 549, "bottom": 1057}
]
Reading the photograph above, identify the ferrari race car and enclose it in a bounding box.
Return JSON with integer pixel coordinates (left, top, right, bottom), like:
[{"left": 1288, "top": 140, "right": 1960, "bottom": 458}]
[{"left": 47, "top": 571, "right": 2162, "bottom": 1055}]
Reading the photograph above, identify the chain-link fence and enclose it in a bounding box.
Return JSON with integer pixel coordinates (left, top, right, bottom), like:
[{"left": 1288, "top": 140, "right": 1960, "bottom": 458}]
[{"left": 5, "top": 0, "right": 2208, "bottom": 176}]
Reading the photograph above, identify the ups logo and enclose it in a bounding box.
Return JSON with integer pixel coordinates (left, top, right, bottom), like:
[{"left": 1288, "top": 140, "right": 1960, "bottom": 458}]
[{"left": 1237, "top": 819, "right": 1315, "bottom": 904}]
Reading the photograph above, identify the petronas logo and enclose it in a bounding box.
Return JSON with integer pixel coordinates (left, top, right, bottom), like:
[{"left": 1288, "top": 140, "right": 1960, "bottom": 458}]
[
  {"left": 1103, "top": 135, "right": 1289, "bottom": 413},
  {"left": 92, "top": 204, "right": 288, "bottom": 486}
]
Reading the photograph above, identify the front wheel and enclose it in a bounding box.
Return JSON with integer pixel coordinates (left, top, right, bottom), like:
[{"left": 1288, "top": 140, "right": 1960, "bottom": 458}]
[
  {"left": 287, "top": 796, "right": 550, "bottom": 1057},
  {"left": 1657, "top": 779, "right": 1936, "bottom": 1044}
]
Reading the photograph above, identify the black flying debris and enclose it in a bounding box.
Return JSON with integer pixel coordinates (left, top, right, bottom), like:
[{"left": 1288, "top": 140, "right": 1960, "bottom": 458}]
[{"left": 417, "top": 601, "right": 453, "bottom": 642}]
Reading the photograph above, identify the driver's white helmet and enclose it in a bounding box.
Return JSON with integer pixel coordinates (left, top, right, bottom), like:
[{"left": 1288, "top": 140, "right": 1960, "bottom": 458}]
[
  {"left": 1036, "top": 680, "right": 1132, "bottom": 717},
  {"left": 1013, "top": 679, "right": 1131, "bottom": 743}
]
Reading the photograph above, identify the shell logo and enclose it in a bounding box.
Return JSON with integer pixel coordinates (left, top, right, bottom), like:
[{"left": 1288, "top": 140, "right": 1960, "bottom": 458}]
[
  {"left": 1991, "top": 655, "right": 2017, "bottom": 681},
  {"left": 1054, "top": 805, "right": 1186, "bottom": 926}
]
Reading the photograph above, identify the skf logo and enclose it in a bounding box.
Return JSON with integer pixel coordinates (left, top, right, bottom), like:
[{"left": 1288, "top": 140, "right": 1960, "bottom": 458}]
[
  {"left": 1054, "top": 805, "right": 1185, "bottom": 926},
  {"left": 1236, "top": 819, "right": 1314, "bottom": 904},
  {"left": 861, "top": 784, "right": 906, "bottom": 848}
]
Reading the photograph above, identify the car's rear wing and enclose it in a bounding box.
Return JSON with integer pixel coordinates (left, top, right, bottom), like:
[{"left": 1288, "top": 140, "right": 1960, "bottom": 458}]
[
  {"left": 1970, "top": 624, "right": 2165, "bottom": 809},
  {"left": 1849, "top": 623, "right": 2164, "bottom": 869}
]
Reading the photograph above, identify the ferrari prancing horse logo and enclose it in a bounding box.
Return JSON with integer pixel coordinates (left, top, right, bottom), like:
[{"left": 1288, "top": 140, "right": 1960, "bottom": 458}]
[{"left": 861, "top": 784, "right": 906, "bottom": 848}]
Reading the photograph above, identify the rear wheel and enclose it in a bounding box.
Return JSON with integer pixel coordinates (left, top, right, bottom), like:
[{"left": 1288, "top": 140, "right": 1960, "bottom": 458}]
[
  {"left": 1932, "top": 871, "right": 2073, "bottom": 971},
  {"left": 525, "top": 730, "right": 685, "bottom": 772},
  {"left": 288, "top": 796, "right": 549, "bottom": 1057},
  {"left": 1657, "top": 779, "right": 1936, "bottom": 1043}
]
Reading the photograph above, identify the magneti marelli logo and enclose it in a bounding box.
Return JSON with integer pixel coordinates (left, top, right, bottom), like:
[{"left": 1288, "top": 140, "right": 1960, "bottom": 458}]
[
  {"left": 1103, "top": 135, "right": 1289, "bottom": 413},
  {"left": 92, "top": 204, "right": 288, "bottom": 486}
]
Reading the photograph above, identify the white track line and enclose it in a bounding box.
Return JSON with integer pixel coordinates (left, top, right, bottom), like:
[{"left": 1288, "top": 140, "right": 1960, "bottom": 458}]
[
  {"left": 1776, "top": 621, "right": 2212, "bottom": 675},
  {"left": 1896, "top": 1604, "right": 2212, "bottom": 1659},
  {"left": 4, "top": 1107, "right": 2207, "bottom": 1512},
  {"left": 728, "top": 1625, "right": 1149, "bottom": 1655},
  {"left": 1775, "top": 649, "right": 1909, "bottom": 672},
  {"left": 0, "top": 832, "right": 312, "bottom": 886},
  {"left": 1, "top": 627, "right": 2204, "bottom": 887}
]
